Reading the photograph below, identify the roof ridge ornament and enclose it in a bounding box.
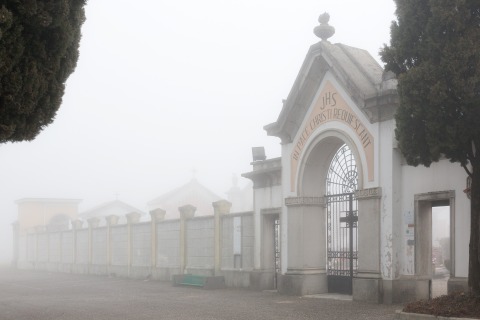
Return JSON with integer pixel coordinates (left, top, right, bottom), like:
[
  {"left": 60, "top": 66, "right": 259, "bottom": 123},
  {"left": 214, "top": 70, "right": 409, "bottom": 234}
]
[{"left": 314, "top": 12, "right": 335, "bottom": 41}]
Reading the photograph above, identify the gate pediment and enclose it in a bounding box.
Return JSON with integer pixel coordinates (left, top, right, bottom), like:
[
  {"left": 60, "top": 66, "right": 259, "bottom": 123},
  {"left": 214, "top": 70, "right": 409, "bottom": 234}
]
[{"left": 265, "top": 41, "right": 396, "bottom": 144}]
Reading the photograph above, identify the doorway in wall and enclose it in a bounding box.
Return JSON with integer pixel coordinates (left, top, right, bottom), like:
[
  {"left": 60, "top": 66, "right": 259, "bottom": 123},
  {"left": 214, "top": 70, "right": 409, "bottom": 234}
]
[
  {"left": 274, "top": 217, "right": 280, "bottom": 289},
  {"left": 414, "top": 191, "right": 454, "bottom": 298},
  {"left": 432, "top": 204, "right": 451, "bottom": 297},
  {"left": 261, "top": 210, "right": 280, "bottom": 290}
]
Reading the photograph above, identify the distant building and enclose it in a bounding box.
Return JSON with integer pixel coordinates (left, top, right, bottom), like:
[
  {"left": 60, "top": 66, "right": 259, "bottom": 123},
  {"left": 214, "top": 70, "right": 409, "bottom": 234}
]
[
  {"left": 15, "top": 198, "right": 81, "bottom": 233},
  {"left": 226, "top": 176, "right": 253, "bottom": 212},
  {"left": 12, "top": 198, "right": 81, "bottom": 266},
  {"left": 147, "top": 178, "right": 222, "bottom": 219}
]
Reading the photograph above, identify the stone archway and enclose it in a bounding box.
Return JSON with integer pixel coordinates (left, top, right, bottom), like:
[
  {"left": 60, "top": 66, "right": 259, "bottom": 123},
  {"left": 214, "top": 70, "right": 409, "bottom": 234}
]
[
  {"left": 298, "top": 133, "right": 362, "bottom": 198},
  {"left": 281, "top": 130, "right": 364, "bottom": 296}
]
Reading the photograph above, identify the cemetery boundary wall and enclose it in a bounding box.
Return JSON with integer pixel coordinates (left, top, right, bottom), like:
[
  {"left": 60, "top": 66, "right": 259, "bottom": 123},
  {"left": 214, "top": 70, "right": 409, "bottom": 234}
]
[{"left": 15, "top": 200, "right": 255, "bottom": 288}]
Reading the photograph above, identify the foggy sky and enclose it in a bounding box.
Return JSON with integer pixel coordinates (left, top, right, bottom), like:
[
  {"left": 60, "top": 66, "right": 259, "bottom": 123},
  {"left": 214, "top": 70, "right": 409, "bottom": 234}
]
[{"left": 0, "top": 0, "right": 396, "bottom": 263}]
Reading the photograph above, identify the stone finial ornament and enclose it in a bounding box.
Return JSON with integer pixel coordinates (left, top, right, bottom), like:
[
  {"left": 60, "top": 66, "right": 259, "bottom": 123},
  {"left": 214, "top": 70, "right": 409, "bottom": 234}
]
[{"left": 314, "top": 12, "right": 335, "bottom": 41}]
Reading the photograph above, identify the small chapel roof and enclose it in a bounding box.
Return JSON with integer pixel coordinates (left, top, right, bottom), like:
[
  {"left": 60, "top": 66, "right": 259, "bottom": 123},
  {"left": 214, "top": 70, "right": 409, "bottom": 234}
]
[
  {"left": 147, "top": 178, "right": 222, "bottom": 219},
  {"left": 79, "top": 199, "right": 146, "bottom": 220}
]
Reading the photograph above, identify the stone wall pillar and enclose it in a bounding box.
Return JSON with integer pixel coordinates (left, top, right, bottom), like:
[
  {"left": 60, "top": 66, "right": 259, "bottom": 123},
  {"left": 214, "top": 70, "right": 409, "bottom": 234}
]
[
  {"left": 33, "top": 226, "right": 44, "bottom": 266},
  {"left": 149, "top": 209, "right": 166, "bottom": 269},
  {"left": 71, "top": 220, "right": 83, "bottom": 265},
  {"left": 11, "top": 222, "right": 19, "bottom": 267},
  {"left": 280, "top": 197, "right": 327, "bottom": 295},
  {"left": 213, "top": 200, "right": 232, "bottom": 275},
  {"left": 178, "top": 205, "right": 196, "bottom": 273},
  {"left": 105, "top": 215, "right": 119, "bottom": 273},
  {"left": 59, "top": 230, "right": 63, "bottom": 267},
  {"left": 353, "top": 187, "right": 382, "bottom": 303},
  {"left": 34, "top": 226, "right": 47, "bottom": 265},
  {"left": 126, "top": 212, "right": 141, "bottom": 276},
  {"left": 87, "top": 218, "right": 100, "bottom": 269},
  {"left": 47, "top": 227, "right": 50, "bottom": 263}
]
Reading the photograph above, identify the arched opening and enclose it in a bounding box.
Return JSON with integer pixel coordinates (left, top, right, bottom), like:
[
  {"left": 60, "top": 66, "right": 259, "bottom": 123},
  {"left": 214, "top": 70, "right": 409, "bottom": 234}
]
[
  {"left": 325, "top": 144, "right": 358, "bottom": 294},
  {"left": 326, "top": 144, "right": 358, "bottom": 195},
  {"left": 291, "top": 131, "right": 362, "bottom": 295},
  {"left": 299, "top": 132, "right": 363, "bottom": 198}
]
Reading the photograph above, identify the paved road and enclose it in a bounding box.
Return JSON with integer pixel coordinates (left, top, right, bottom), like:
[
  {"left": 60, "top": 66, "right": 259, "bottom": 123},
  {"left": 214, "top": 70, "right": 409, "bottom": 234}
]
[
  {"left": 432, "top": 265, "right": 450, "bottom": 298},
  {"left": 0, "top": 268, "right": 401, "bottom": 320}
]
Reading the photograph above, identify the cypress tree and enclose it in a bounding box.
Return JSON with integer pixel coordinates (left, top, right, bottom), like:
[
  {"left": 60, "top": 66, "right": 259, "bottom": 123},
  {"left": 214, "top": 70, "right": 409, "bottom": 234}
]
[
  {"left": 381, "top": 0, "right": 480, "bottom": 294},
  {"left": 0, "top": 0, "right": 86, "bottom": 142}
]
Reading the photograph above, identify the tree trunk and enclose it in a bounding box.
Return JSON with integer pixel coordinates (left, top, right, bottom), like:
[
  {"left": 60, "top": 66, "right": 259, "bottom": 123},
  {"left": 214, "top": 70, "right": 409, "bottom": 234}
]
[{"left": 469, "top": 162, "right": 480, "bottom": 295}]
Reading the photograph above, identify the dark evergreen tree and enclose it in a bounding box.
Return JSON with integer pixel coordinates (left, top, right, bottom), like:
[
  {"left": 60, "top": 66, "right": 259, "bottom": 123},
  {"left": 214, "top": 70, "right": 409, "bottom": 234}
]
[
  {"left": 381, "top": 0, "right": 480, "bottom": 294},
  {"left": 0, "top": 0, "right": 86, "bottom": 142}
]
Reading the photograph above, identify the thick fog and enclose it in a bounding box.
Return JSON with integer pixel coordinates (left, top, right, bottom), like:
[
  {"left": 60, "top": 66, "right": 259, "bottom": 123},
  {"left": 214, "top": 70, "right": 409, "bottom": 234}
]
[{"left": 0, "top": 0, "right": 395, "bottom": 263}]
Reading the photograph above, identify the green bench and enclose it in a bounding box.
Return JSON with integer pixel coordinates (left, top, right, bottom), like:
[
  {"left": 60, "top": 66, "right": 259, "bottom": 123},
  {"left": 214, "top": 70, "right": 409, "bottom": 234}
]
[{"left": 173, "top": 274, "right": 226, "bottom": 290}]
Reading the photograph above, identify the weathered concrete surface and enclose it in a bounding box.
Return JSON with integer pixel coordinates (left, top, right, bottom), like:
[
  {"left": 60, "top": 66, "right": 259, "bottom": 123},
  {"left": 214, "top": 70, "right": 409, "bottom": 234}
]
[{"left": 0, "top": 267, "right": 401, "bottom": 320}]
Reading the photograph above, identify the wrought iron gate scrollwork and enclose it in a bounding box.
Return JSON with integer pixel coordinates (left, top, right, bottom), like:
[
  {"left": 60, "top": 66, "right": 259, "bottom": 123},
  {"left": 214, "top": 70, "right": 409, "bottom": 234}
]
[{"left": 326, "top": 144, "right": 358, "bottom": 294}]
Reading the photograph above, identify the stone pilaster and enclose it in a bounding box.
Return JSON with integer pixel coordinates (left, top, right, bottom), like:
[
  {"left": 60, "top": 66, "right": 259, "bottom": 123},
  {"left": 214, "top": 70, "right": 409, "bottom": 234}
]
[
  {"left": 149, "top": 209, "right": 166, "bottom": 269},
  {"left": 178, "top": 205, "right": 196, "bottom": 273},
  {"left": 105, "top": 215, "right": 119, "bottom": 272},
  {"left": 213, "top": 200, "right": 232, "bottom": 274},
  {"left": 33, "top": 226, "right": 43, "bottom": 265},
  {"left": 87, "top": 218, "right": 100, "bottom": 268},
  {"left": 105, "top": 215, "right": 119, "bottom": 226},
  {"left": 126, "top": 212, "right": 141, "bottom": 276},
  {"left": 353, "top": 187, "right": 383, "bottom": 303},
  {"left": 59, "top": 230, "right": 63, "bottom": 266},
  {"left": 71, "top": 219, "right": 84, "bottom": 230},
  {"left": 71, "top": 219, "right": 83, "bottom": 265},
  {"left": 280, "top": 197, "right": 327, "bottom": 295},
  {"left": 126, "top": 212, "right": 141, "bottom": 224},
  {"left": 11, "top": 222, "right": 19, "bottom": 267},
  {"left": 87, "top": 217, "right": 100, "bottom": 228}
]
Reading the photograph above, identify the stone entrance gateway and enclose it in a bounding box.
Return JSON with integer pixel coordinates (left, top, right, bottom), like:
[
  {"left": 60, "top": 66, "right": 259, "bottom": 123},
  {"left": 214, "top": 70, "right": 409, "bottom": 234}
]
[{"left": 246, "top": 13, "right": 469, "bottom": 304}]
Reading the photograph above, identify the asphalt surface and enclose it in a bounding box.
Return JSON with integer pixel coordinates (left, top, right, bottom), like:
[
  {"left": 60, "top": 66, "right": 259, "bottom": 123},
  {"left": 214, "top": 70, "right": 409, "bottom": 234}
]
[
  {"left": 432, "top": 265, "right": 450, "bottom": 298},
  {"left": 0, "top": 268, "right": 402, "bottom": 320}
]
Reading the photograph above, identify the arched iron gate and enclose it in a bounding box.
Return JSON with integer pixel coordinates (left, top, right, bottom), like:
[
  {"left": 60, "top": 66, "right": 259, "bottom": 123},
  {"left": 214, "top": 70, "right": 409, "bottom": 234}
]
[{"left": 326, "top": 144, "right": 358, "bottom": 294}]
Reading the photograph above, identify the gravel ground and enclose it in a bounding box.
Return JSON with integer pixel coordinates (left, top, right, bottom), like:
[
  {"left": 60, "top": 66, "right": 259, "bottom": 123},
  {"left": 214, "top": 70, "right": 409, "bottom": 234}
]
[{"left": 0, "top": 268, "right": 401, "bottom": 320}]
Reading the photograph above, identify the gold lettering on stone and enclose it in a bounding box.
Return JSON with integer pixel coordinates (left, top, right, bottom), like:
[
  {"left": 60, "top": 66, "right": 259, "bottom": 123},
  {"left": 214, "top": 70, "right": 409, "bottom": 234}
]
[{"left": 291, "top": 81, "right": 375, "bottom": 191}]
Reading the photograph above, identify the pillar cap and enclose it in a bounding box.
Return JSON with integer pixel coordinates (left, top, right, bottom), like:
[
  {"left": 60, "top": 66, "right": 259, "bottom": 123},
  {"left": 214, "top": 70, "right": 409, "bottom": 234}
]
[
  {"left": 149, "top": 208, "right": 166, "bottom": 222},
  {"left": 105, "top": 215, "right": 119, "bottom": 226},
  {"left": 71, "top": 219, "right": 84, "bottom": 229},
  {"left": 87, "top": 217, "right": 100, "bottom": 228},
  {"left": 126, "top": 212, "right": 141, "bottom": 224},
  {"left": 212, "top": 199, "right": 232, "bottom": 215},
  {"left": 178, "top": 204, "right": 196, "bottom": 220}
]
